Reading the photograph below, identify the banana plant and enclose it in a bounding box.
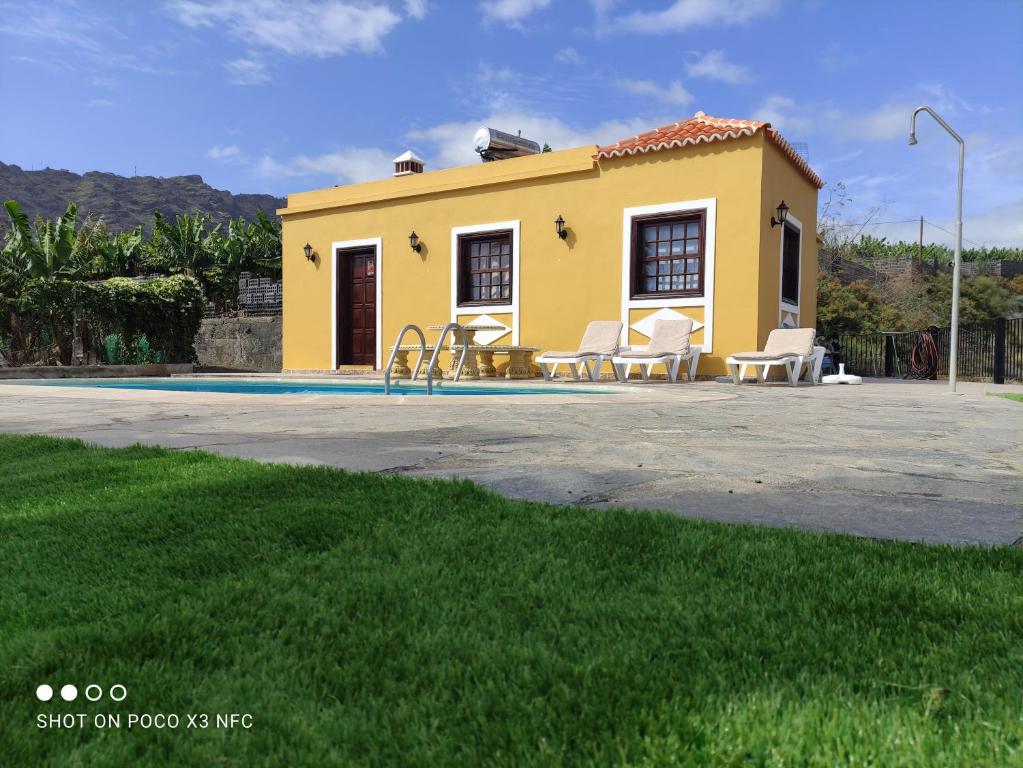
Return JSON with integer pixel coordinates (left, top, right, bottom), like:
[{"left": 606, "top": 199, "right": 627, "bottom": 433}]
[
  {"left": 152, "top": 211, "right": 219, "bottom": 275},
  {"left": 32, "top": 202, "right": 81, "bottom": 279},
  {"left": 111, "top": 226, "right": 144, "bottom": 276},
  {"left": 217, "top": 212, "right": 282, "bottom": 274},
  {"left": 1, "top": 199, "right": 35, "bottom": 289}
]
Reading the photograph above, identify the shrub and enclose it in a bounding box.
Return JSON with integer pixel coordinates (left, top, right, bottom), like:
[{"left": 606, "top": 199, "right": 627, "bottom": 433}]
[{"left": 11, "top": 275, "right": 203, "bottom": 365}]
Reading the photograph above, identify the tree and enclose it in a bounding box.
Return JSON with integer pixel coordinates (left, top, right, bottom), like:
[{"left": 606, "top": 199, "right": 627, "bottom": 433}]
[
  {"left": 816, "top": 273, "right": 904, "bottom": 339},
  {"left": 914, "top": 274, "right": 1022, "bottom": 327}
]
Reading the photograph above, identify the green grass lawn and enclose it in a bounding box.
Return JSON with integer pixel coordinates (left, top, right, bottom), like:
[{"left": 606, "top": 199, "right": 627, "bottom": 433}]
[
  {"left": 1, "top": 434, "right": 1021, "bottom": 767},
  {"left": 995, "top": 392, "right": 1023, "bottom": 403}
]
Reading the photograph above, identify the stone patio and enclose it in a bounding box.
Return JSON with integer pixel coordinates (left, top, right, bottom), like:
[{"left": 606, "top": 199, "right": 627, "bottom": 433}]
[{"left": 1, "top": 376, "right": 1020, "bottom": 547}]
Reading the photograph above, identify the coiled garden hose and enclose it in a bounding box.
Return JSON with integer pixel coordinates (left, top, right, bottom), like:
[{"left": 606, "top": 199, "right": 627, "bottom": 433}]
[{"left": 909, "top": 328, "right": 940, "bottom": 380}]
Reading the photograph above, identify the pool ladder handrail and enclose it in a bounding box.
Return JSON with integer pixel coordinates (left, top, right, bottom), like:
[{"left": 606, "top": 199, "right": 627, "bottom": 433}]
[
  {"left": 425, "top": 323, "right": 468, "bottom": 394},
  {"left": 383, "top": 322, "right": 469, "bottom": 395},
  {"left": 383, "top": 324, "right": 427, "bottom": 395}
]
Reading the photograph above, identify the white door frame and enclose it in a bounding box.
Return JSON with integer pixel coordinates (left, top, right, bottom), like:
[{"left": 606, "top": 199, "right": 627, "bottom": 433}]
[{"left": 331, "top": 237, "right": 383, "bottom": 369}]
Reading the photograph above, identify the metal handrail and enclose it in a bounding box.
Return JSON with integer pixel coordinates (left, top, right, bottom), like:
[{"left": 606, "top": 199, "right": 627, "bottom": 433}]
[
  {"left": 426, "top": 322, "right": 468, "bottom": 394},
  {"left": 383, "top": 324, "right": 427, "bottom": 395}
]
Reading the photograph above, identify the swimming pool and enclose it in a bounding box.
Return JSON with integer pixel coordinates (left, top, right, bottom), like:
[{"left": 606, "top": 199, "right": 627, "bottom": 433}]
[{"left": 3, "top": 377, "right": 612, "bottom": 396}]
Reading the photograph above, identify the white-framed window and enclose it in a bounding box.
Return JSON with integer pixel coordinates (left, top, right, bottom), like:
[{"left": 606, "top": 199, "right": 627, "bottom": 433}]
[
  {"left": 450, "top": 220, "right": 521, "bottom": 344},
  {"left": 620, "top": 198, "right": 717, "bottom": 352},
  {"left": 779, "top": 211, "right": 802, "bottom": 313}
]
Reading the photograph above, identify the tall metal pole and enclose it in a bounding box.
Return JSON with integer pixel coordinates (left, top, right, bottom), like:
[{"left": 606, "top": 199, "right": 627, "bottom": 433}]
[{"left": 909, "top": 106, "right": 964, "bottom": 392}]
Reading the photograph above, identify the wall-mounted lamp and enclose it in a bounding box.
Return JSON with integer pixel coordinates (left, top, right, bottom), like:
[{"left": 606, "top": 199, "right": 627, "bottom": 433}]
[
  {"left": 303, "top": 242, "right": 316, "bottom": 261},
  {"left": 555, "top": 214, "right": 568, "bottom": 240},
  {"left": 770, "top": 201, "right": 790, "bottom": 228},
  {"left": 408, "top": 231, "right": 422, "bottom": 253}
]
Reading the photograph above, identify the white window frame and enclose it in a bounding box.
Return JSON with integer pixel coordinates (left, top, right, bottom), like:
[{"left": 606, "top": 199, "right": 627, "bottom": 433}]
[
  {"left": 450, "top": 220, "right": 520, "bottom": 344},
  {"left": 621, "top": 198, "right": 716, "bottom": 353},
  {"left": 778, "top": 210, "right": 802, "bottom": 324},
  {"left": 331, "top": 237, "right": 383, "bottom": 369}
]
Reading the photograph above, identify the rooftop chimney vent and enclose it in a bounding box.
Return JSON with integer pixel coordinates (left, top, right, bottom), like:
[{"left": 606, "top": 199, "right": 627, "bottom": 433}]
[{"left": 393, "top": 150, "right": 424, "bottom": 177}]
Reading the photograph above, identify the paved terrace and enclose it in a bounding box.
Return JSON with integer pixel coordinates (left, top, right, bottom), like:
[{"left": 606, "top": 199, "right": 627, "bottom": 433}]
[{"left": 1, "top": 377, "right": 1020, "bottom": 547}]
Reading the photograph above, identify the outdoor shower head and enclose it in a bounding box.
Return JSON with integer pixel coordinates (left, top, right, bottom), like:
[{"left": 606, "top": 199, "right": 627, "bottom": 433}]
[{"left": 908, "top": 133, "right": 918, "bottom": 146}]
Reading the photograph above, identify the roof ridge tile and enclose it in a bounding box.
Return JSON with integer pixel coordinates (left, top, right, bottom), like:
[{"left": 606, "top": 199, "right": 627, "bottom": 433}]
[{"left": 595, "top": 111, "right": 823, "bottom": 189}]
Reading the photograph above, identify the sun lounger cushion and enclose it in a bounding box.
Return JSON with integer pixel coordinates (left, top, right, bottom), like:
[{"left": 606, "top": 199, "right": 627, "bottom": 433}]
[
  {"left": 577, "top": 321, "right": 623, "bottom": 355},
  {"left": 646, "top": 318, "right": 693, "bottom": 356},
  {"left": 730, "top": 328, "right": 816, "bottom": 361},
  {"left": 541, "top": 321, "right": 622, "bottom": 358},
  {"left": 615, "top": 319, "right": 693, "bottom": 358}
]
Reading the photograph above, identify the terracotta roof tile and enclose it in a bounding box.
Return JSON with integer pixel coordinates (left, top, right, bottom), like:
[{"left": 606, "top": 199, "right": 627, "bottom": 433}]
[{"left": 595, "top": 111, "right": 823, "bottom": 189}]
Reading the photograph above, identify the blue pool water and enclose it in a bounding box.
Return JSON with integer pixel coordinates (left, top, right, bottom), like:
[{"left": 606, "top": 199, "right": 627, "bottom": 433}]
[{"left": 5, "top": 377, "right": 611, "bottom": 396}]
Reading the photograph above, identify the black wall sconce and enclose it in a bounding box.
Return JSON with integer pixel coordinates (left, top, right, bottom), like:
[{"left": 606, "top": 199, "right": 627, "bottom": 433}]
[
  {"left": 409, "top": 231, "right": 422, "bottom": 253},
  {"left": 303, "top": 242, "right": 316, "bottom": 261},
  {"left": 555, "top": 215, "right": 568, "bottom": 240},
  {"left": 770, "top": 201, "right": 790, "bottom": 228}
]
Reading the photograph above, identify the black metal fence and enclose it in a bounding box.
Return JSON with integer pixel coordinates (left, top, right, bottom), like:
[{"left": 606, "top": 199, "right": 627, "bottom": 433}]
[{"left": 837, "top": 317, "right": 1023, "bottom": 383}]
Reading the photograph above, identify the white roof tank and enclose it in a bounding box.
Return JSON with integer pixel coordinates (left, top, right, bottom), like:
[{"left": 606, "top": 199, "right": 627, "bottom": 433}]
[{"left": 473, "top": 127, "right": 542, "bottom": 162}]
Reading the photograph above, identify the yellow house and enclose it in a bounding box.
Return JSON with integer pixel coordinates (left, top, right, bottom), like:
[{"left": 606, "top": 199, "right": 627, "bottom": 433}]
[{"left": 278, "top": 112, "right": 823, "bottom": 377}]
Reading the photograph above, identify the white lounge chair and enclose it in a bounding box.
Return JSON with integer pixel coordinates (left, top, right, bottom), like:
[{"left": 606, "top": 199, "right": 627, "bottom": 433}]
[
  {"left": 726, "top": 328, "right": 822, "bottom": 387},
  {"left": 537, "top": 321, "right": 622, "bottom": 381},
  {"left": 612, "top": 318, "right": 701, "bottom": 383}
]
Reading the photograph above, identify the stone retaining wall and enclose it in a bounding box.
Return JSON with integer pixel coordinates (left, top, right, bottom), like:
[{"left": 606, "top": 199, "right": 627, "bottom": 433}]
[
  {"left": 0, "top": 364, "right": 193, "bottom": 379},
  {"left": 195, "top": 315, "right": 282, "bottom": 372}
]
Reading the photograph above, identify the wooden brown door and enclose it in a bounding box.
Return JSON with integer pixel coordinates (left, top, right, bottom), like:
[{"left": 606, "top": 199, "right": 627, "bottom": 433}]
[{"left": 337, "top": 247, "right": 376, "bottom": 366}]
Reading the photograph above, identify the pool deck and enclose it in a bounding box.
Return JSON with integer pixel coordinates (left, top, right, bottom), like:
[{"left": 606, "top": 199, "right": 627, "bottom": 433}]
[{"left": 1, "top": 375, "right": 1021, "bottom": 547}]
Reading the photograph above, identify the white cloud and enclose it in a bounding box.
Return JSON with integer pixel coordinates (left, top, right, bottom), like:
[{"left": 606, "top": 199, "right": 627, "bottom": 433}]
[
  {"left": 684, "top": 50, "right": 751, "bottom": 84},
  {"left": 617, "top": 0, "right": 780, "bottom": 33},
  {"left": 871, "top": 201, "right": 1023, "bottom": 249},
  {"left": 86, "top": 98, "right": 114, "bottom": 108},
  {"left": 754, "top": 95, "right": 910, "bottom": 142},
  {"left": 408, "top": 113, "right": 658, "bottom": 168},
  {"left": 479, "top": 0, "right": 551, "bottom": 26},
  {"left": 981, "top": 135, "right": 1023, "bottom": 180},
  {"left": 818, "top": 42, "right": 857, "bottom": 73},
  {"left": 832, "top": 103, "right": 910, "bottom": 142},
  {"left": 555, "top": 46, "right": 582, "bottom": 64},
  {"left": 752, "top": 95, "right": 810, "bottom": 133},
  {"left": 477, "top": 61, "right": 517, "bottom": 84},
  {"left": 618, "top": 78, "right": 694, "bottom": 106},
  {"left": 226, "top": 58, "right": 270, "bottom": 85},
  {"left": 404, "top": 0, "right": 428, "bottom": 19},
  {"left": 90, "top": 75, "right": 119, "bottom": 89},
  {"left": 256, "top": 147, "right": 395, "bottom": 184},
  {"left": 166, "top": 0, "right": 402, "bottom": 57},
  {"left": 207, "top": 144, "right": 242, "bottom": 159},
  {"left": 0, "top": 3, "right": 177, "bottom": 75}
]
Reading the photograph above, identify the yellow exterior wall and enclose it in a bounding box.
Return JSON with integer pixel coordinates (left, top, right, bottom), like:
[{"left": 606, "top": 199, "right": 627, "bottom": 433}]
[
  {"left": 280, "top": 132, "right": 818, "bottom": 376},
  {"left": 756, "top": 139, "right": 820, "bottom": 346}
]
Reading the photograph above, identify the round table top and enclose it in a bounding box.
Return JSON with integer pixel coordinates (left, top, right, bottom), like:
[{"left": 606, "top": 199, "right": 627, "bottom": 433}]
[
  {"left": 394, "top": 344, "right": 538, "bottom": 351},
  {"left": 426, "top": 324, "right": 507, "bottom": 331}
]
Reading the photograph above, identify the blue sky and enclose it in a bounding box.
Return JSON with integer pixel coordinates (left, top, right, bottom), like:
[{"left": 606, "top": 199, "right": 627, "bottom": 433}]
[{"left": 1, "top": 0, "right": 1021, "bottom": 246}]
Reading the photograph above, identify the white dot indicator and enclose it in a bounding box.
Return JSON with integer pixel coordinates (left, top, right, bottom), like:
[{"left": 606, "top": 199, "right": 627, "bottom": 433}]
[
  {"left": 36, "top": 684, "right": 53, "bottom": 702},
  {"left": 85, "top": 684, "right": 103, "bottom": 702},
  {"left": 109, "top": 684, "right": 127, "bottom": 702},
  {"left": 60, "top": 684, "right": 78, "bottom": 702}
]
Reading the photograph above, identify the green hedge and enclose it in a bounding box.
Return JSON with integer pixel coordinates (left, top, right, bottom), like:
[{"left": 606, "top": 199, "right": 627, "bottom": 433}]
[{"left": 9, "top": 275, "right": 204, "bottom": 364}]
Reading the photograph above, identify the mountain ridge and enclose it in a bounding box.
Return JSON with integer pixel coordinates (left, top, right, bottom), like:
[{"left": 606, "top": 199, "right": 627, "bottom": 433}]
[{"left": 0, "top": 161, "right": 285, "bottom": 233}]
